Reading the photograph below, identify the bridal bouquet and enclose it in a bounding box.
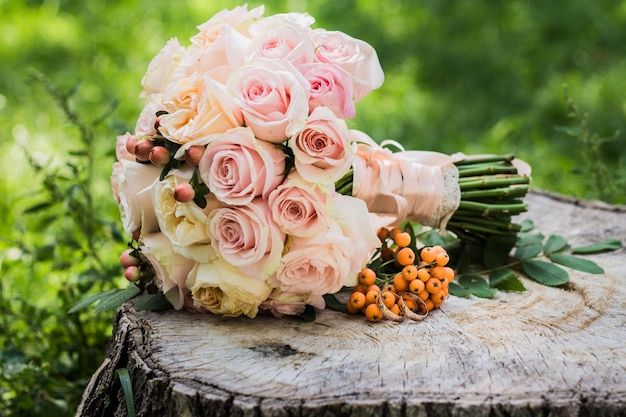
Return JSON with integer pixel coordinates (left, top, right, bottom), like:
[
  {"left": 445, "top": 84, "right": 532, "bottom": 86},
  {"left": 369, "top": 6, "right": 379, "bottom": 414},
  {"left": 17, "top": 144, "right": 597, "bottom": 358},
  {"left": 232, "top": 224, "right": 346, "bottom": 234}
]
[{"left": 106, "top": 5, "right": 532, "bottom": 321}]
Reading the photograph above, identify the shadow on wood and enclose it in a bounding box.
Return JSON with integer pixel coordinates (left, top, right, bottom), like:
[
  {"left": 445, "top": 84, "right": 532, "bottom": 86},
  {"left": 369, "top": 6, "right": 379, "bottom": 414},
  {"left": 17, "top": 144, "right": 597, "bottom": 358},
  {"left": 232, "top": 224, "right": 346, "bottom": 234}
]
[{"left": 75, "top": 190, "right": 626, "bottom": 417}]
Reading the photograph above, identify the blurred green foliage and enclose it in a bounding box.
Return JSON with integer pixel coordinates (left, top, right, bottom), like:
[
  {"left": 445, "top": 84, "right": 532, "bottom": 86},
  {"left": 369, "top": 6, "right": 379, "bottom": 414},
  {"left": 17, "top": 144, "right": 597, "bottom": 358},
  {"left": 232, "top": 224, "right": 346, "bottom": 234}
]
[{"left": 1, "top": 0, "right": 625, "bottom": 415}]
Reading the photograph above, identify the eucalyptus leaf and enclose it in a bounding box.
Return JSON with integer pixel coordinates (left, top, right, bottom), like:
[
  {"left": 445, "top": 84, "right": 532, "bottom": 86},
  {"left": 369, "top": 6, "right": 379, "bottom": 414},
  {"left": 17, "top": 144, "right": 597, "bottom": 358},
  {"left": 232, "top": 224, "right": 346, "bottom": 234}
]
[
  {"left": 95, "top": 285, "right": 141, "bottom": 313},
  {"left": 521, "top": 259, "right": 569, "bottom": 286},
  {"left": 489, "top": 268, "right": 526, "bottom": 291},
  {"left": 543, "top": 234, "right": 568, "bottom": 255},
  {"left": 323, "top": 293, "right": 348, "bottom": 313},
  {"left": 133, "top": 292, "right": 173, "bottom": 311},
  {"left": 548, "top": 253, "right": 604, "bottom": 274},
  {"left": 68, "top": 289, "right": 119, "bottom": 313},
  {"left": 571, "top": 239, "right": 622, "bottom": 254}
]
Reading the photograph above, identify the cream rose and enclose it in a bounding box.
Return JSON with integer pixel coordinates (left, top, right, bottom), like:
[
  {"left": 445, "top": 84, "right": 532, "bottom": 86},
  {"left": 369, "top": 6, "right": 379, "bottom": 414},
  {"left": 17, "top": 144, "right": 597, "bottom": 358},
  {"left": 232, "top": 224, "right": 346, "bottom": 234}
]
[
  {"left": 159, "top": 73, "right": 243, "bottom": 144},
  {"left": 259, "top": 289, "right": 325, "bottom": 318},
  {"left": 111, "top": 159, "right": 161, "bottom": 237},
  {"left": 228, "top": 58, "right": 310, "bottom": 143},
  {"left": 198, "top": 127, "right": 286, "bottom": 206},
  {"left": 267, "top": 171, "right": 331, "bottom": 237},
  {"left": 187, "top": 259, "right": 273, "bottom": 318},
  {"left": 208, "top": 198, "right": 285, "bottom": 279},
  {"left": 141, "top": 38, "right": 184, "bottom": 97},
  {"left": 311, "top": 29, "right": 384, "bottom": 102},
  {"left": 191, "top": 4, "right": 264, "bottom": 43},
  {"left": 152, "top": 166, "right": 220, "bottom": 263},
  {"left": 140, "top": 232, "right": 196, "bottom": 310},
  {"left": 290, "top": 106, "right": 355, "bottom": 184},
  {"left": 135, "top": 95, "right": 166, "bottom": 137},
  {"left": 273, "top": 220, "right": 353, "bottom": 296},
  {"left": 303, "top": 63, "right": 356, "bottom": 119},
  {"left": 115, "top": 132, "right": 136, "bottom": 163}
]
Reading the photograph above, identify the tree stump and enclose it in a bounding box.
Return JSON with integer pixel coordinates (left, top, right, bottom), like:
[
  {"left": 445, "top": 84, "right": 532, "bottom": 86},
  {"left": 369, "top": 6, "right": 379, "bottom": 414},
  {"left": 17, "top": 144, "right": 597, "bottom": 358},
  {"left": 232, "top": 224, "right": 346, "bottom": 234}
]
[{"left": 75, "top": 190, "right": 626, "bottom": 417}]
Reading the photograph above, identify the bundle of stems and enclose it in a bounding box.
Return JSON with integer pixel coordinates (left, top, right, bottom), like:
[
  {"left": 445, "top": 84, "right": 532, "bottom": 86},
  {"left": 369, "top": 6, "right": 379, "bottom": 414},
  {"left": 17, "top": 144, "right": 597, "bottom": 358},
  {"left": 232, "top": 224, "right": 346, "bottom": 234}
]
[{"left": 447, "top": 154, "right": 530, "bottom": 245}]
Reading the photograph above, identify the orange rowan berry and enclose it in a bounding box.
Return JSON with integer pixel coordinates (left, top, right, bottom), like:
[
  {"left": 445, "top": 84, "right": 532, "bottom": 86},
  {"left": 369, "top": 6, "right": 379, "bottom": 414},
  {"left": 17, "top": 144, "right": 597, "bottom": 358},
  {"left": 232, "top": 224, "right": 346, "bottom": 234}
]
[
  {"left": 353, "top": 284, "right": 368, "bottom": 294},
  {"left": 430, "top": 290, "right": 447, "bottom": 307},
  {"left": 403, "top": 297, "right": 418, "bottom": 312},
  {"left": 401, "top": 264, "right": 418, "bottom": 281},
  {"left": 365, "top": 290, "right": 380, "bottom": 305},
  {"left": 366, "top": 284, "right": 381, "bottom": 294},
  {"left": 390, "top": 303, "right": 402, "bottom": 316},
  {"left": 419, "top": 247, "right": 437, "bottom": 263},
  {"left": 348, "top": 292, "right": 366, "bottom": 309},
  {"left": 424, "top": 299, "right": 435, "bottom": 312},
  {"left": 435, "top": 251, "right": 450, "bottom": 266},
  {"left": 396, "top": 247, "right": 416, "bottom": 266},
  {"left": 417, "top": 268, "right": 431, "bottom": 282},
  {"left": 382, "top": 284, "right": 397, "bottom": 293},
  {"left": 347, "top": 302, "right": 362, "bottom": 314},
  {"left": 380, "top": 291, "right": 397, "bottom": 309},
  {"left": 409, "top": 279, "right": 425, "bottom": 294},
  {"left": 394, "top": 232, "right": 411, "bottom": 248},
  {"left": 432, "top": 245, "right": 446, "bottom": 254},
  {"left": 364, "top": 303, "right": 383, "bottom": 322},
  {"left": 441, "top": 267, "right": 455, "bottom": 283},
  {"left": 417, "top": 289, "right": 430, "bottom": 301},
  {"left": 376, "top": 227, "right": 390, "bottom": 243},
  {"left": 430, "top": 266, "right": 447, "bottom": 280},
  {"left": 358, "top": 267, "right": 377, "bottom": 286},
  {"left": 389, "top": 227, "right": 402, "bottom": 240},
  {"left": 381, "top": 247, "right": 395, "bottom": 262},
  {"left": 392, "top": 273, "right": 409, "bottom": 292},
  {"left": 425, "top": 277, "right": 442, "bottom": 294}
]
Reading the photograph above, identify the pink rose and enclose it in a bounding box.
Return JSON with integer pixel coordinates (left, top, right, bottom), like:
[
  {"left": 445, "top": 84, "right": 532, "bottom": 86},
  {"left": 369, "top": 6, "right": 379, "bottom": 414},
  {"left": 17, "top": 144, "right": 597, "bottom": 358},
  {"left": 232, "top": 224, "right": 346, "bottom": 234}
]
[
  {"left": 141, "top": 38, "right": 184, "bottom": 97},
  {"left": 290, "top": 106, "right": 355, "bottom": 184},
  {"left": 110, "top": 159, "right": 161, "bottom": 237},
  {"left": 187, "top": 258, "right": 273, "bottom": 318},
  {"left": 311, "top": 29, "right": 384, "bottom": 102},
  {"left": 159, "top": 73, "right": 243, "bottom": 144},
  {"left": 303, "top": 63, "right": 356, "bottom": 119},
  {"left": 267, "top": 171, "right": 331, "bottom": 237},
  {"left": 191, "top": 4, "right": 264, "bottom": 43},
  {"left": 259, "top": 289, "right": 325, "bottom": 318},
  {"left": 208, "top": 198, "right": 285, "bottom": 279},
  {"left": 198, "top": 127, "right": 286, "bottom": 206},
  {"left": 228, "top": 58, "right": 309, "bottom": 143},
  {"left": 135, "top": 95, "right": 166, "bottom": 137},
  {"left": 247, "top": 15, "right": 315, "bottom": 68},
  {"left": 140, "top": 233, "right": 196, "bottom": 310},
  {"left": 272, "top": 220, "right": 353, "bottom": 296}
]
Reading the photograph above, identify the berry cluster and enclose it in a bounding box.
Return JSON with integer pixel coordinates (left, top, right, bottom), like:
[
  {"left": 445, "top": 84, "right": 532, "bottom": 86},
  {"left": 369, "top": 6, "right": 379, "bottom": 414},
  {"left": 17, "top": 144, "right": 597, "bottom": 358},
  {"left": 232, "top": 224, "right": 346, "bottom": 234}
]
[{"left": 346, "top": 227, "right": 454, "bottom": 322}]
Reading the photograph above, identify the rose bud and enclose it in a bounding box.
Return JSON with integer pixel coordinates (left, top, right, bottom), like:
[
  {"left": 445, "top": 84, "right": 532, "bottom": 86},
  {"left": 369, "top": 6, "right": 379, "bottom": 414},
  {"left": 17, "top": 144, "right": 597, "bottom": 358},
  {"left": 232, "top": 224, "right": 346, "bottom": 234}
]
[
  {"left": 124, "top": 265, "right": 141, "bottom": 282},
  {"left": 174, "top": 183, "right": 195, "bottom": 203},
  {"left": 134, "top": 140, "right": 155, "bottom": 162},
  {"left": 184, "top": 145, "right": 205, "bottom": 166},
  {"left": 149, "top": 146, "right": 171, "bottom": 166},
  {"left": 120, "top": 248, "right": 141, "bottom": 268},
  {"left": 125, "top": 135, "right": 139, "bottom": 155}
]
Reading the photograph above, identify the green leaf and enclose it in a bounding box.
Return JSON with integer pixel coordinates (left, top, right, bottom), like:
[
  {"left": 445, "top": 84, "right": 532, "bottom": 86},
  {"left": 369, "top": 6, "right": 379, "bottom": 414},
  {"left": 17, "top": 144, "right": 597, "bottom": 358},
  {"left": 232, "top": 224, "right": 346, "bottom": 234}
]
[
  {"left": 95, "top": 285, "right": 141, "bottom": 313},
  {"left": 115, "top": 368, "right": 136, "bottom": 417},
  {"left": 448, "top": 282, "right": 472, "bottom": 297},
  {"left": 489, "top": 268, "right": 526, "bottom": 291},
  {"left": 296, "top": 304, "right": 316, "bottom": 322},
  {"left": 68, "top": 289, "right": 119, "bottom": 313},
  {"left": 521, "top": 260, "right": 569, "bottom": 286},
  {"left": 484, "top": 235, "right": 517, "bottom": 268},
  {"left": 548, "top": 253, "right": 604, "bottom": 274},
  {"left": 193, "top": 193, "right": 207, "bottom": 209},
  {"left": 458, "top": 275, "right": 497, "bottom": 298},
  {"left": 519, "top": 219, "right": 535, "bottom": 232},
  {"left": 514, "top": 242, "right": 542, "bottom": 260},
  {"left": 571, "top": 239, "right": 622, "bottom": 254},
  {"left": 543, "top": 235, "right": 568, "bottom": 255},
  {"left": 133, "top": 292, "right": 173, "bottom": 311},
  {"left": 323, "top": 293, "right": 348, "bottom": 313}
]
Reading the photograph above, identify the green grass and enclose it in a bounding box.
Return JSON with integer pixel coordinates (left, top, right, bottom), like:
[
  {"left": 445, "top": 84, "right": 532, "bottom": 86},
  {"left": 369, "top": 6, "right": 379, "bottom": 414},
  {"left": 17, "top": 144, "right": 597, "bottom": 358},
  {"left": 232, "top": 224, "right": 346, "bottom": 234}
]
[{"left": 1, "top": 0, "right": 625, "bottom": 415}]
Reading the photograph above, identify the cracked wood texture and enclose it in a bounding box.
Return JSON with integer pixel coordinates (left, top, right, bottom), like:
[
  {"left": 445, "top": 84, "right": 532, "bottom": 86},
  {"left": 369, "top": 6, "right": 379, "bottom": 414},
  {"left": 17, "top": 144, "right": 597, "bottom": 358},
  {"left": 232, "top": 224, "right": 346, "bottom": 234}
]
[{"left": 75, "top": 190, "right": 626, "bottom": 417}]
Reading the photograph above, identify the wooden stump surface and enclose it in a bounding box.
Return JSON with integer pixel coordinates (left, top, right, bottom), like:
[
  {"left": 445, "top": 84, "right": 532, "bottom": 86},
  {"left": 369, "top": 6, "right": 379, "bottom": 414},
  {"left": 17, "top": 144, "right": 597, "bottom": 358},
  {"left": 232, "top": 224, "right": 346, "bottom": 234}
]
[{"left": 75, "top": 190, "right": 626, "bottom": 417}]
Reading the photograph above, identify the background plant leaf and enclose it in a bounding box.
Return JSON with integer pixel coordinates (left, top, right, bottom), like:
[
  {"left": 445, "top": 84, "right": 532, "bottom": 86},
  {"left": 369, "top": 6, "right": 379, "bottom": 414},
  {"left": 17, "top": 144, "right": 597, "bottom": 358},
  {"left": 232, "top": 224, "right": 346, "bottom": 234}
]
[
  {"left": 571, "top": 239, "right": 622, "bottom": 254},
  {"left": 489, "top": 268, "right": 526, "bottom": 291},
  {"left": 543, "top": 234, "right": 568, "bottom": 255},
  {"left": 548, "top": 253, "right": 604, "bottom": 274},
  {"left": 521, "top": 259, "right": 569, "bottom": 286}
]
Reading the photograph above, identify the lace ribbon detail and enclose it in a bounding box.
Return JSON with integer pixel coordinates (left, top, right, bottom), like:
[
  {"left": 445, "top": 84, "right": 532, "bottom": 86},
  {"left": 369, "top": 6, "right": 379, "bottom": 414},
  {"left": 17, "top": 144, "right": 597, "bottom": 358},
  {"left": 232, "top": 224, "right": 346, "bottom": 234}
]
[{"left": 352, "top": 140, "right": 460, "bottom": 231}]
